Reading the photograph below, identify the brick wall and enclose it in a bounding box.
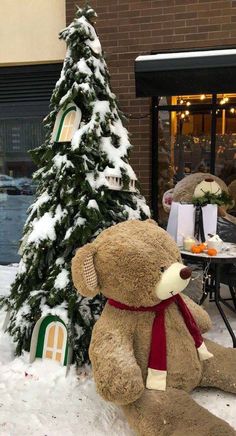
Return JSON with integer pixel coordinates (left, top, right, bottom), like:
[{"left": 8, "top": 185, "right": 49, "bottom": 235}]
[{"left": 66, "top": 0, "right": 236, "bottom": 204}]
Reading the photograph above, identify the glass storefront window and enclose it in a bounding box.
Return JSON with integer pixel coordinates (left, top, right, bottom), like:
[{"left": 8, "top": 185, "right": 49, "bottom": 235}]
[
  {"left": 0, "top": 63, "right": 61, "bottom": 264},
  {"left": 0, "top": 117, "right": 44, "bottom": 264},
  {"left": 158, "top": 93, "right": 236, "bottom": 224}
]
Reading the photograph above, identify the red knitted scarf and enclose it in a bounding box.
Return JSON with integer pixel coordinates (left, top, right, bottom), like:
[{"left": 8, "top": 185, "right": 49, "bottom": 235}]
[{"left": 108, "top": 294, "right": 213, "bottom": 391}]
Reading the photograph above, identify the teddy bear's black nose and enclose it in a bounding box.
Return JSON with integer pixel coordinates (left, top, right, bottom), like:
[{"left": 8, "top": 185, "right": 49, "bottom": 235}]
[
  {"left": 204, "top": 178, "right": 214, "bottom": 183},
  {"left": 179, "top": 267, "right": 192, "bottom": 280}
]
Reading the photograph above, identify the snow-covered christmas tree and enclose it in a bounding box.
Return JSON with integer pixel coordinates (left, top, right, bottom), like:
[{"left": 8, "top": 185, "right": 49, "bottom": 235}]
[{"left": 1, "top": 5, "right": 150, "bottom": 366}]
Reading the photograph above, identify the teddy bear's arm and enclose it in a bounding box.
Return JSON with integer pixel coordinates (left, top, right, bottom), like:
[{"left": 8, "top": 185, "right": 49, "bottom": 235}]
[
  {"left": 89, "top": 316, "right": 145, "bottom": 406},
  {"left": 223, "top": 211, "right": 236, "bottom": 225},
  {"left": 181, "top": 294, "right": 212, "bottom": 333}
]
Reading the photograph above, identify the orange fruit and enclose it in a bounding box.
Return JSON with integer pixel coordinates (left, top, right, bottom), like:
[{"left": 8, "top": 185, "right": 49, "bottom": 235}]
[
  {"left": 207, "top": 248, "right": 218, "bottom": 256},
  {"left": 191, "top": 245, "right": 202, "bottom": 254}
]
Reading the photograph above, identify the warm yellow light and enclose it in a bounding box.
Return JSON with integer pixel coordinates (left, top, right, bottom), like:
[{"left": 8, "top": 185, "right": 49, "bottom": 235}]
[
  {"left": 186, "top": 101, "right": 191, "bottom": 106},
  {"left": 185, "top": 110, "right": 190, "bottom": 115},
  {"left": 180, "top": 113, "right": 185, "bottom": 119},
  {"left": 230, "top": 108, "right": 235, "bottom": 113},
  {"left": 220, "top": 96, "right": 229, "bottom": 105},
  {"left": 180, "top": 99, "right": 184, "bottom": 104},
  {"left": 200, "top": 94, "right": 206, "bottom": 100}
]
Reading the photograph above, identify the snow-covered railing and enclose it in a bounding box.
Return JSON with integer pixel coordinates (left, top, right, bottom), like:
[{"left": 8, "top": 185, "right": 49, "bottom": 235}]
[{"left": 105, "top": 176, "right": 136, "bottom": 192}]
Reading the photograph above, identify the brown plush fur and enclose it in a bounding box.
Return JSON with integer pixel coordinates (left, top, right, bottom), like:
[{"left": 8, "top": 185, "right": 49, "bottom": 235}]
[
  {"left": 71, "top": 220, "right": 236, "bottom": 435},
  {"left": 172, "top": 172, "right": 229, "bottom": 204},
  {"left": 228, "top": 179, "right": 236, "bottom": 204},
  {"left": 228, "top": 180, "right": 236, "bottom": 218},
  {"left": 172, "top": 172, "right": 236, "bottom": 225}
]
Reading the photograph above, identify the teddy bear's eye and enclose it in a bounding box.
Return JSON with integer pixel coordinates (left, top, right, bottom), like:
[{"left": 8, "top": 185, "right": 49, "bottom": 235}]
[{"left": 160, "top": 267, "right": 165, "bottom": 273}]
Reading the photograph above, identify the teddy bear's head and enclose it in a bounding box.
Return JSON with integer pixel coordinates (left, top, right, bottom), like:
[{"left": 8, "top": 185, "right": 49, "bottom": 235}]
[
  {"left": 172, "top": 172, "right": 230, "bottom": 206},
  {"left": 72, "top": 219, "right": 192, "bottom": 307}
]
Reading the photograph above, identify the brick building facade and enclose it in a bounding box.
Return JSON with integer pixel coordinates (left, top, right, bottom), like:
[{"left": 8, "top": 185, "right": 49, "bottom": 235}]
[{"left": 67, "top": 0, "right": 236, "bottom": 206}]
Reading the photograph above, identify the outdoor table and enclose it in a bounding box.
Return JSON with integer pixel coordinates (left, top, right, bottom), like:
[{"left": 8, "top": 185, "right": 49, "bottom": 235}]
[{"left": 180, "top": 244, "right": 236, "bottom": 347}]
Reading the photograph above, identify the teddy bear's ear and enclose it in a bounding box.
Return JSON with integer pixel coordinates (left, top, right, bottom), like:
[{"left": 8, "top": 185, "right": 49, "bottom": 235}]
[{"left": 71, "top": 243, "right": 99, "bottom": 297}]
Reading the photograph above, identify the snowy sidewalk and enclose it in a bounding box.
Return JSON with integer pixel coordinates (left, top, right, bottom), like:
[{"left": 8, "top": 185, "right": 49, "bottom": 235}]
[{"left": 0, "top": 265, "right": 236, "bottom": 435}]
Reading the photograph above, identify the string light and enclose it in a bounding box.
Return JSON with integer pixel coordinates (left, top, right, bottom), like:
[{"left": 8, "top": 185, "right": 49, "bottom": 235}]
[
  {"left": 220, "top": 95, "right": 229, "bottom": 105},
  {"left": 230, "top": 107, "right": 235, "bottom": 113},
  {"left": 179, "top": 110, "right": 190, "bottom": 119},
  {"left": 186, "top": 101, "right": 191, "bottom": 106},
  {"left": 180, "top": 98, "right": 184, "bottom": 105}
]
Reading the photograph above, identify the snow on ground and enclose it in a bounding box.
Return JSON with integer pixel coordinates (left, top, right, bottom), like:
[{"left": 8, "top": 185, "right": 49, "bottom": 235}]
[
  {"left": 0, "top": 265, "right": 236, "bottom": 435},
  {"left": 0, "top": 265, "right": 18, "bottom": 297}
]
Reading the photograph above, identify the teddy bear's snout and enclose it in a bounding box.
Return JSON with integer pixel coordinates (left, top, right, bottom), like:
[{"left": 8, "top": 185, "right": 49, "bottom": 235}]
[
  {"left": 193, "top": 179, "right": 222, "bottom": 198},
  {"left": 179, "top": 266, "right": 192, "bottom": 280}
]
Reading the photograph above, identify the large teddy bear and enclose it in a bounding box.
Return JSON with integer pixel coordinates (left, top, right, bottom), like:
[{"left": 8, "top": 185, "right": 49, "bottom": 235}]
[
  {"left": 171, "top": 172, "right": 236, "bottom": 226},
  {"left": 72, "top": 219, "right": 236, "bottom": 435}
]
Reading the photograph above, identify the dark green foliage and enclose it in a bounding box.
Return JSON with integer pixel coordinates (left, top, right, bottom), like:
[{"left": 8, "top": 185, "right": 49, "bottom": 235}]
[{"left": 192, "top": 190, "right": 233, "bottom": 207}]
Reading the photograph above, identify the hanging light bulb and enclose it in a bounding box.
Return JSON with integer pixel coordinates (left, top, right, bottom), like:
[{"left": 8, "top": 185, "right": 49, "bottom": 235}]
[
  {"left": 230, "top": 107, "right": 235, "bottom": 113},
  {"left": 180, "top": 98, "right": 184, "bottom": 105},
  {"left": 185, "top": 110, "right": 190, "bottom": 115},
  {"left": 186, "top": 101, "right": 191, "bottom": 106},
  {"left": 220, "top": 98, "right": 225, "bottom": 105},
  {"left": 180, "top": 113, "right": 185, "bottom": 119},
  {"left": 200, "top": 94, "right": 206, "bottom": 100},
  {"left": 225, "top": 97, "right": 229, "bottom": 102}
]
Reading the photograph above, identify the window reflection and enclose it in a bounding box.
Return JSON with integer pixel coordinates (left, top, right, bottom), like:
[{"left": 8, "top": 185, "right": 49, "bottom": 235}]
[{"left": 0, "top": 118, "right": 44, "bottom": 263}]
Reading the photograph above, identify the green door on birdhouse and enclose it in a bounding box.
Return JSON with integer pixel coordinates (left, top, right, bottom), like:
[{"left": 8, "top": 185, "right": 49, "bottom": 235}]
[{"left": 35, "top": 315, "right": 68, "bottom": 366}]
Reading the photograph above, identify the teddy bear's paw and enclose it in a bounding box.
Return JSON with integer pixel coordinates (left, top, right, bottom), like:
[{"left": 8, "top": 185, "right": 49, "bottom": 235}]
[
  {"left": 94, "top": 362, "right": 145, "bottom": 406},
  {"left": 97, "top": 374, "right": 145, "bottom": 406}
]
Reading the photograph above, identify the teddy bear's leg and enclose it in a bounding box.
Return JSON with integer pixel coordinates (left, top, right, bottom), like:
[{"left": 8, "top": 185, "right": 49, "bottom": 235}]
[
  {"left": 122, "top": 388, "right": 235, "bottom": 436},
  {"left": 200, "top": 339, "right": 236, "bottom": 393}
]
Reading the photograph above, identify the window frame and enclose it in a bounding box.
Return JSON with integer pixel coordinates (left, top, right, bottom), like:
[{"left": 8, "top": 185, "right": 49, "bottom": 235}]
[{"left": 52, "top": 102, "right": 82, "bottom": 143}]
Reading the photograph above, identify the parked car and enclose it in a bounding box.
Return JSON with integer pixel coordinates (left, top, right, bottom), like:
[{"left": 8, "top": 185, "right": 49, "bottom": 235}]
[
  {"left": 15, "top": 178, "right": 37, "bottom": 195},
  {"left": 20, "top": 184, "right": 35, "bottom": 195},
  {"left": 15, "top": 177, "right": 32, "bottom": 187},
  {"left": 0, "top": 174, "right": 16, "bottom": 187},
  {"left": 0, "top": 175, "right": 37, "bottom": 195},
  {"left": 1, "top": 185, "right": 23, "bottom": 195}
]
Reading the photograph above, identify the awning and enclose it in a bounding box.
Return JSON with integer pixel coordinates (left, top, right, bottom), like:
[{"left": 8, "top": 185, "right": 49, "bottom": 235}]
[{"left": 135, "top": 48, "right": 236, "bottom": 97}]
